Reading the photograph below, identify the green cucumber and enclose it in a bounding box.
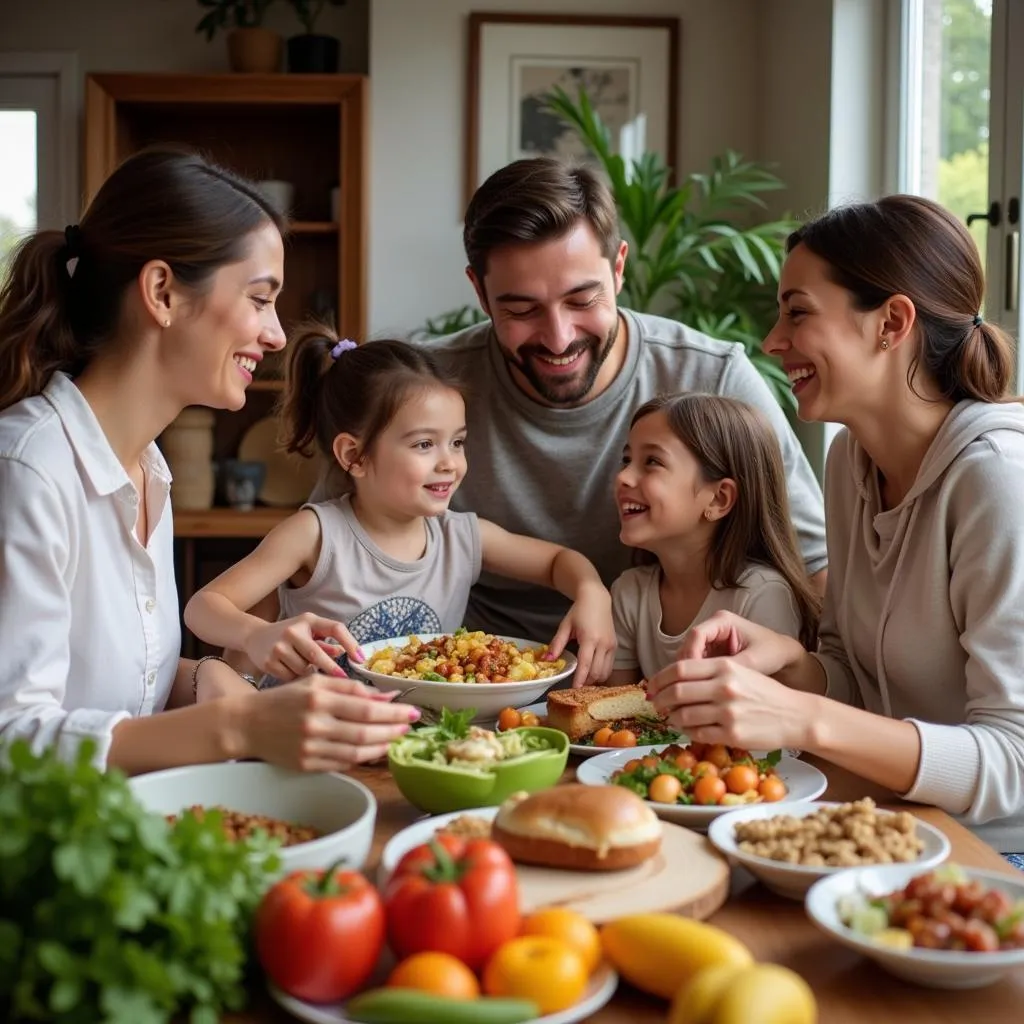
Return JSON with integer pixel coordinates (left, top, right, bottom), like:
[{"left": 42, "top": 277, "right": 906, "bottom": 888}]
[{"left": 346, "top": 987, "right": 539, "bottom": 1024}]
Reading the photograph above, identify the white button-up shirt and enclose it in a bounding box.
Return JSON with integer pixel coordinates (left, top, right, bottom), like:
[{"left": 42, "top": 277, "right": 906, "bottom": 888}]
[{"left": 0, "top": 373, "right": 180, "bottom": 766}]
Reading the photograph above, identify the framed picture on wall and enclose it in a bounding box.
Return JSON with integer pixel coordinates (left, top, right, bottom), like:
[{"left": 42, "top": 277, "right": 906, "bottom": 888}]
[{"left": 465, "top": 13, "right": 680, "bottom": 206}]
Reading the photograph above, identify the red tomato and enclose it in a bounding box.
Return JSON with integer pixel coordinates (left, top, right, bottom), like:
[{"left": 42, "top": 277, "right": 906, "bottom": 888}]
[
  {"left": 384, "top": 834, "right": 520, "bottom": 970},
  {"left": 255, "top": 860, "right": 385, "bottom": 1003}
]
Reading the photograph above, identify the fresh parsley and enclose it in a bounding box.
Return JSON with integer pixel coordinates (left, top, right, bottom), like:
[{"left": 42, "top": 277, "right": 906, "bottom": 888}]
[{"left": 0, "top": 740, "right": 281, "bottom": 1024}]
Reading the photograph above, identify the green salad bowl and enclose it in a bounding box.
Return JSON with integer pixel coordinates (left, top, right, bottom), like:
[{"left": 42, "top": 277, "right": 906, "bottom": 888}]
[{"left": 387, "top": 726, "right": 570, "bottom": 814}]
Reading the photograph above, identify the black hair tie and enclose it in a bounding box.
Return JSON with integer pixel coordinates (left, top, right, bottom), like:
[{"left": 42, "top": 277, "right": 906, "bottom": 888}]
[
  {"left": 973, "top": 313, "right": 984, "bottom": 327},
  {"left": 63, "top": 224, "right": 82, "bottom": 259}
]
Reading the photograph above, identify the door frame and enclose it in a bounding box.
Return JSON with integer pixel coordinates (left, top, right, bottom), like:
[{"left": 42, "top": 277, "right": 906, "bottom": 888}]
[{"left": 0, "top": 52, "right": 79, "bottom": 226}]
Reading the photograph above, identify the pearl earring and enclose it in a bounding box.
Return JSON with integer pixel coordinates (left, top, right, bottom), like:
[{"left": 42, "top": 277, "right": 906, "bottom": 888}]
[
  {"left": 163, "top": 319, "right": 171, "bottom": 328},
  {"left": 703, "top": 509, "right": 714, "bottom": 521},
  {"left": 880, "top": 339, "right": 890, "bottom": 350}
]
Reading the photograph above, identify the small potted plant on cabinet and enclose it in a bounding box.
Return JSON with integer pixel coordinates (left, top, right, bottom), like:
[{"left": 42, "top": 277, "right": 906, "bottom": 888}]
[
  {"left": 195, "top": 0, "right": 282, "bottom": 74},
  {"left": 285, "top": 0, "right": 346, "bottom": 73}
]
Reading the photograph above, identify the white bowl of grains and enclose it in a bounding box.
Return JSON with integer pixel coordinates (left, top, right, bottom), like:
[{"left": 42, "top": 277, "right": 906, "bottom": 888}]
[
  {"left": 707, "top": 798, "right": 951, "bottom": 900},
  {"left": 129, "top": 761, "right": 376, "bottom": 874}
]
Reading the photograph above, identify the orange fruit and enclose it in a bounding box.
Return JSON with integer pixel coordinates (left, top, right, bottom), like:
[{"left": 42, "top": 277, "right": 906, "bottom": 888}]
[
  {"left": 519, "top": 908, "right": 602, "bottom": 973},
  {"left": 723, "top": 764, "right": 759, "bottom": 795},
  {"left": 483, "top": 936, "right": 588, "bottom": 1013},
  {"left": 386, "top": 951, "right": 480, "bottom": 999},
  {"left": 758, "top": 775, "right": 788, "bottom": 802},
  {"left": 497, "top": 707, "right": 521, "bottom": 731}
]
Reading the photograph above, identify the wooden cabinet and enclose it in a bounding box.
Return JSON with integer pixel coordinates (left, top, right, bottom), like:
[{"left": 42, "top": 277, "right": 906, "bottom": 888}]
[
  {"left": 83, "top": 73, "right": 366, "bottom": 540},
  {"left": 83, "top": 74, "right": 366, "bottom": 648}
]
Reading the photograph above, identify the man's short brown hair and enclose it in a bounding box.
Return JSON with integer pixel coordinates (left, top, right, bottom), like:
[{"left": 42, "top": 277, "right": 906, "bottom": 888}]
[{"left": 463, "top": 157, "right": 621, "bottom": 281}]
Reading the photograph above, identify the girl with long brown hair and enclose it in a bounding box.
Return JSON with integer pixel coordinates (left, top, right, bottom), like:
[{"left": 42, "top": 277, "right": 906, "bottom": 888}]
[{"left": 608, "top": 393, "right": 819, "bottom": 684}]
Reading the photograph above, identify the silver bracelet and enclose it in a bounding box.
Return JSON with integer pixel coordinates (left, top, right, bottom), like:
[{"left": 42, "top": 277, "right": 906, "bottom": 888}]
[{"left": 191, "top": 656, "right": 260, "bottom": 699}]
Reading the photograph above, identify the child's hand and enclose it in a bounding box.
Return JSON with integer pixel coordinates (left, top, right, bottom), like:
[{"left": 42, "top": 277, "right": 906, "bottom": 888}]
[
  {"left": 244, "top": 613, "right": 364, "bottom": 681},
  {"left": 546, "top": 585, "right": 616, "bottom": 687}
]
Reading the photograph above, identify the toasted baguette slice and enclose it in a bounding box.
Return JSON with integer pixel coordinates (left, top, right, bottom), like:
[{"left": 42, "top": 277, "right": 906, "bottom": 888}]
[{"left": 546, "top": 684, "right": 656, "bottom": 742}]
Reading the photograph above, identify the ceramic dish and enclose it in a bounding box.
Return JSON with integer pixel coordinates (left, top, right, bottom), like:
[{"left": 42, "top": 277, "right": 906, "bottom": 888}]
[
  {"left": 708, "top": 801, "right": 952, "bottom": 900},
  {"left": 237, "top": 415, "right": 321, "bottom": 507},
  {"left": 575, "top": 744, "right": 827, "bottom": 832},
  {"left": 805, "top": 864, "right": 1024, "bottom": 988},
  {"left": 350, "top": 634, "right": 577, "bottom": 720},
  {"left": 269, "top": 960, "right": 617, "bottom": 1024},
  {"left": 378, "top": 806, "right": 501, "bottom": 882},
  {"left": 498, "top": 702, "right": 687, "bottom": 759},
  {"left": 388, "top": 725, "right": 570, "bottom": 814},
  {"left": 128, "top": 762, "right": 375, "bottom": 874}
]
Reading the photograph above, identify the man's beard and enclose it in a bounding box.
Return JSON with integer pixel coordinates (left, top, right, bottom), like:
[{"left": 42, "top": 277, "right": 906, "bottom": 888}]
[{"left": 498, "top": 322, "right": 618, "bottom": 406}]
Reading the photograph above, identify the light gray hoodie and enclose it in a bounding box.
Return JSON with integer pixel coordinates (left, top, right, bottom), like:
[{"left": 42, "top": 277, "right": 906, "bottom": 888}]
[{"left": 814, "top": 400, "right": 1024, "bottom": 852}]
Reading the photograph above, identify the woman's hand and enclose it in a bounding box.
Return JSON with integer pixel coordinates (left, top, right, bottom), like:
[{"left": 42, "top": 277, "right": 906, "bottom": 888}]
[
  {"left": 239, "top": 675, "right": 420, "bottom": 772},
  {"left": 677, "top": 610, "right": 805, "bottom": 676},
  {"left": 244, "top": 613, "right": 364, "bottom": 680},
  {"left": 547, "top": 585, "right": 617, "bottom": 687},
  {"left": 646, "top": 657, "right": 814, "bottom": 752}
]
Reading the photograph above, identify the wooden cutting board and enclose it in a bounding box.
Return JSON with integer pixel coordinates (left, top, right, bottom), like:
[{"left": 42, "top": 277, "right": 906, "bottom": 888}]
[{"left": 514, "top": 820, "right": 729, "bottom": 924}]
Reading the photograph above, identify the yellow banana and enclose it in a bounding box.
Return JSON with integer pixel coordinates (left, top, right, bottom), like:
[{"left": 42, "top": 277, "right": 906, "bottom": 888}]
[
  {"left": 600, "top": 914, "right": 753, "bottom": 1001},
  {"left": 670, "top": 963, "right": 817, "bottom": 1024}
]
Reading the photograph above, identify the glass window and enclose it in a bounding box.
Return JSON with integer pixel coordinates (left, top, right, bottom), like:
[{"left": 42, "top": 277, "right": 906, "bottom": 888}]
[
  {"left": 0, "top": 110, "right": 38, "bottom": 272},
  {"left": 901, "top": 0, "right": 992, "bottom": 265}
]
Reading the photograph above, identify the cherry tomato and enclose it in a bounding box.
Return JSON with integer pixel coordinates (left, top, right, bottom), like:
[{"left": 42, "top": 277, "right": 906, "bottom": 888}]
[
  {"left": 692, "top": 774, "right": 727, "bottom": 805},
  {"left": 497, "top": 707, "right": 521, "bottom": 731},
  {"left": 758, "top": 775, "right": 788, "bottom": 802},
  {"left": 693, "top": 760, "right": 719, "bottom": 778},
  {"left": 519, "top": 711, "right": 540, "bottom": 727},
  {"left": 723, "top": 764, "right": 760, "bottom": 795},
  {"left": 640, "top": 755, "right": 661, "bottom": 769},
  {"left": 592, "top": 726, "right": 614, "bottom": 746},
  {"left": 623, "top": 758, "right": 643, "bottom": 773},
  {"left": 648, "top": 774, "right": 682, "bottom": 804},
  {"left": 706, "top": 743, "right": 732, "bottom": 770},
  {"left": 673, "top": 750, "right": 697, "bottom": 771},
  {"left": 608, "top": 729, "right": 638, "bottom": 748}
]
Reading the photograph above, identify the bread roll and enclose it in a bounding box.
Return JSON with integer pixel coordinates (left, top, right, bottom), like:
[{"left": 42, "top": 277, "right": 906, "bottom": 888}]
[
  {"left": 546, "top": 684, "right": 657, "bottom": 742},
  {"left": 492, "top": 784, "right": 662, "bottom": 871}
]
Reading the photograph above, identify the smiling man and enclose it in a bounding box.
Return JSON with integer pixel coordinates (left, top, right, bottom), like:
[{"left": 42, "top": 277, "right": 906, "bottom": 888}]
[{"left": 420, "top": 157, "right": 827, "bottom": 641}]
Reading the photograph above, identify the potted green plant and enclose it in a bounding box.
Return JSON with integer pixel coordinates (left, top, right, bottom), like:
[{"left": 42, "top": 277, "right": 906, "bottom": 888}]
[
  {"left": 195, "top": 0, "right": 282, "bottom": 73},
  {"left": 285, "top": 0, "right": 347, "bottom": 73}
]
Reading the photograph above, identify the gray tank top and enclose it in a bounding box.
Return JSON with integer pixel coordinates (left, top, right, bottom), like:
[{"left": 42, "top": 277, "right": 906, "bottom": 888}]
[{"left": 277, "top": 495, "right": 482, "bottom": 645}]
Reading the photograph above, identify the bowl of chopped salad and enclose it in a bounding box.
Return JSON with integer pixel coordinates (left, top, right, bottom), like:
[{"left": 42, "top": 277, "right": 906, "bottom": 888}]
[
  {"left": 350, "top": 630, "right": 576, "bottom": 721},
  {"left": 806, "top": 863, "right": 1024, "bottom": 988},
  {"left": 387, "top": 708, "right": 570, "bottom": 813}
]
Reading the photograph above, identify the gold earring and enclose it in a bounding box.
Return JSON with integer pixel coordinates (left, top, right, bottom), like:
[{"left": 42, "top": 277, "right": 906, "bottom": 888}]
[
  {"left": 703, "top": 509, "right": 714, "bottom": 521},
  {"left": 880, "top": 339, "right": 890, "bottom": 350}
]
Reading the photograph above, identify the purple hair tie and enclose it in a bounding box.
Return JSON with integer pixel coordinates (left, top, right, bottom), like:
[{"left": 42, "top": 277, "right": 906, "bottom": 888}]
[{"left": 330, "top": 338, "right": 357, "bottom": 360}]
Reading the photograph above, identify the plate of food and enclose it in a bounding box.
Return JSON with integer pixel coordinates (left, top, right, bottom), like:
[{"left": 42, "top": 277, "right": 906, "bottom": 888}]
[
  {"left": 496, "top": 684, "right": 685, "bottom": 757},
  {"left": 805, "top": 862, "right": 1024, "bottom": 988},
  {"left": 378, "top": 785, "right": 730, "bottom": 923},
  {"left": 575, "top": 741, "right": 828, "bottom": 831},
  {"left": 349, "top": 630, "right": 576, "bottom": 720},
  {"left": 708, "top": 798, "right": 951, "bottom": 899},
  {"left": 269, "top": 960, "right": 619, "bottom": 1024}
]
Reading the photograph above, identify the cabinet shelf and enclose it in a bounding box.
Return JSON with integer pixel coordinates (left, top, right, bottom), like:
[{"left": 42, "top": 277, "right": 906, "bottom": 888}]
[
  {"left": 290, "top": 221, "right": 339, "bottom": 234},
  {"left": 173, "top": 507, "right": 295, "bottom": 539}
]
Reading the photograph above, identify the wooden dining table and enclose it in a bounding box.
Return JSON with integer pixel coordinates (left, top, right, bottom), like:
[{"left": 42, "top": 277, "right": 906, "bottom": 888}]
[{"left": 233, "top": 755, "right": 1024, "bottom": 1024}]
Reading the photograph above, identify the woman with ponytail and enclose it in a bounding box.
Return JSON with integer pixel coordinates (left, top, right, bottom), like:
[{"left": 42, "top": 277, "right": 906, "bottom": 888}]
[
  {"left": 647, "top": 194, "right": 1024, "bottom": 859},
  {"left": 0, "top": 147, "right": 417, "bottom": 774}
]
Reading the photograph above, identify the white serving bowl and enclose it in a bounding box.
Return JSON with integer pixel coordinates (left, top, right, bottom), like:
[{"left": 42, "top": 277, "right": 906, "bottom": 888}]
[
  {"left": 574, "top": 745, "right": 827, "bottom": 832},
  {"left": 805, "top": 863, "right": 1024, "bottom": 988},
  {"left": 129, "top": 761, "right": 376, "bottom": 873},
  {"left": 349, "top": 633, "right": 576, "bottom": 721},
  {"left": 707, "top": 801, "right": 951, "bottom": 900}
]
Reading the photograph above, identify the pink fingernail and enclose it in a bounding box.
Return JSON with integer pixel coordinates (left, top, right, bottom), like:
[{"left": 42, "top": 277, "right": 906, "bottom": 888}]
[
  {"left": 353, "top": 647, "right": 366, "bottom": 663},
  {"left": 398, "top": 723, "right": 411, "bottom": 734},
  {"left": 334, "top": 667, "right": 347, "bottom": 678},
  {"left": 408, "top": 708, "right": 421, "bottom": 721}
]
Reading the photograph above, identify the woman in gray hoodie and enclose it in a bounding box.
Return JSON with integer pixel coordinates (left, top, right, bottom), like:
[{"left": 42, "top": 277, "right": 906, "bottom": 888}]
[{"left": 646, "top": 195, "right": 1024, "bottom": 859}]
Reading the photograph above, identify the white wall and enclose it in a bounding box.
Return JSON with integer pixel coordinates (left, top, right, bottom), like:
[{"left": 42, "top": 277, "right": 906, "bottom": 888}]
[
  {"left": 368, "top": 0, "right": 762, "bottom": 336},
  {"left": 0, "top": 0, "right": 368, "bottom": 76}
]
